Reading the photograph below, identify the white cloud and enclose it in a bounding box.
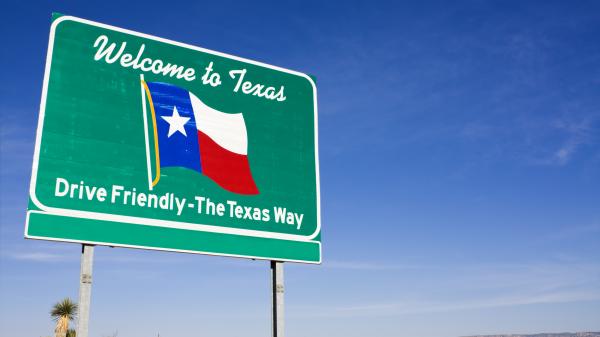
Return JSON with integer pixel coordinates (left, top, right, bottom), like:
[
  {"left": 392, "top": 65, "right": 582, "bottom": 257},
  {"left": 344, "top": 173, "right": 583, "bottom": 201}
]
[
  {"left": 321, "top": 260, "right": 435, "bottom": 271},
  {"left": 9, "top": 252, "right": 74, "bottom": 262},
  {"left": 548, "top": 117, "right": 594, "bottom": 165},
  {"left": 291, "top": 260, "right": 600, "bottom": 318}
]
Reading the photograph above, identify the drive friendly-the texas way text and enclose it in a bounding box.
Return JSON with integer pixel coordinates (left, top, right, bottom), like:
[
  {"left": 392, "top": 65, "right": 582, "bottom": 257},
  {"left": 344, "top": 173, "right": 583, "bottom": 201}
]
[{"left": 53, "top": 178, "right": 305, "bottom": 229}]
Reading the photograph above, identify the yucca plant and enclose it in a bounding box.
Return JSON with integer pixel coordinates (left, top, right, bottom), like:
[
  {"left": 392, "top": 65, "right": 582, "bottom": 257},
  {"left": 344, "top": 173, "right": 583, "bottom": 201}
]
[{"left": 50, "top": 298, "right": 78, "bottom": 337}]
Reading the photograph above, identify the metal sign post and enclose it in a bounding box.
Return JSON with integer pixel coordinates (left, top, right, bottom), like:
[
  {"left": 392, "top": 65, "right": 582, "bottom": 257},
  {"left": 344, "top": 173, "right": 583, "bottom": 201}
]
[
  {"left": 77, "top": 244, "right": 94, "bottom": 337},
  {"left": 271, "top": 261, "right": 284, "bottom": 337}
]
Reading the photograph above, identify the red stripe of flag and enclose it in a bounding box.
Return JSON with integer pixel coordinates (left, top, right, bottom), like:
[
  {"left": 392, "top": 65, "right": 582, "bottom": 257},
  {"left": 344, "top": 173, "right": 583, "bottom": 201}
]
[{"left": 197, "top": 131, "right": 259, "bottom": 195}]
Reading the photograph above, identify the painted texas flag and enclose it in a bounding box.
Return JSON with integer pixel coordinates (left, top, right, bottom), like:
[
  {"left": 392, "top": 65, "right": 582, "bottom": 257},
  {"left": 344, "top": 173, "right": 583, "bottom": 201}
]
[{"left": 142, "top": 80, "right": 259, "bottom": 195}]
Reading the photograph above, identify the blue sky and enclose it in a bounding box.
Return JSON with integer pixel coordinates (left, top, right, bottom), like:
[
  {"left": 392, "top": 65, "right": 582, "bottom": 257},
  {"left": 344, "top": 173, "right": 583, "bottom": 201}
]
[{"left": 1, "top": 1, "right": 599, "bottom": 337}]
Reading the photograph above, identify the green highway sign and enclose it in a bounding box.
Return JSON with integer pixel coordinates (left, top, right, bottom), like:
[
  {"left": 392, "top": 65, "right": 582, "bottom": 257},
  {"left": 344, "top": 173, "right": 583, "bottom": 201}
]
[{"left": 26, "top": 14, "right": 321, "bottom": 263}]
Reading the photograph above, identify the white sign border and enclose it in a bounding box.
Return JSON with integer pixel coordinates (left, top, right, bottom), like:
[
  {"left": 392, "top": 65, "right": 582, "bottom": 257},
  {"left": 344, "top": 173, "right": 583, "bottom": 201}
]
[
  {"left": 26, "top": 210, "right": 322, "bottom": 264},
  {"left": 27, "top": 15, "right": 321, "bottom": 245}
]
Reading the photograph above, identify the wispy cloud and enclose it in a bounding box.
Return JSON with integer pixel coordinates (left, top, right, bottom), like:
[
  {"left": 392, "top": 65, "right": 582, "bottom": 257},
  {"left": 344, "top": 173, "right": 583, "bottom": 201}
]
[
  {"left": 1, "top": 244, "right": 260, "bottom": 266},
  {"left": 301, "top": 289, "right": 600, "bottom": 318},
  {"left": 3, "top": 249, "right": 176, "bottom": 264},
  {"left": 0, "top": 119, "right": 35, "bottom": 178},
  {"left": 292, "top": 260, "right": 600, "bottom": 318},
  {"left": 456, "top": 113, "right": 599, "bottom": 168},
  {"left": 544, "top": 117, "right": 595, "bottom": 166},
  {"left": 537, "top": 223, "right": 600, "bottom": 243},
  {"left": 9, "top": 252, "right": 74, "bottom": 262},
  {"left": 321, "top": 260, "right": 436, "bottom": 271}
]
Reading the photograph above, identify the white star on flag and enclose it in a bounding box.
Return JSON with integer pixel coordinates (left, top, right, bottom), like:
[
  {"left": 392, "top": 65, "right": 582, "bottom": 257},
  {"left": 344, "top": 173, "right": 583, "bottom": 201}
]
[{"left": 161, "top": 106, "right": 190, "bottom": 137}]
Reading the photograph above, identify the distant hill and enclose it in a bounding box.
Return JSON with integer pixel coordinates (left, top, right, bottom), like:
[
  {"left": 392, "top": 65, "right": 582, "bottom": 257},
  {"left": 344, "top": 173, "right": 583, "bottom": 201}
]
[{"left": 464, "top": 332, "right": 600, "bottom": 337}]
